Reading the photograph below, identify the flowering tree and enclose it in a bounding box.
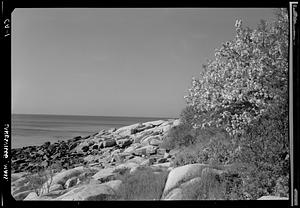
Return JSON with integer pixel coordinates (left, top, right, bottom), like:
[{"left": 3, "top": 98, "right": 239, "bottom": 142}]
[{"left": 184, "top": 9, "right": 288, "bottom": 136}]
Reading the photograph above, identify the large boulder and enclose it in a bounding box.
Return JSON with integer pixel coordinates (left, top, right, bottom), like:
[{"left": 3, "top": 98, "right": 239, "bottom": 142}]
[
  {"left": 163, "top": 188, "right": 183, "bottom": 200},
  {"left": 13, "top": 190, "right": 33, "bottom": 200},
  {"left": 55, "top": 183, "right": 116, "bottom": 200},
  {"left": 115, "top": 123, "right": 142, "bottom": 137},
  {"left": 258, "top": 196, "right": 289, "bottom": 200},
  {"left": 49, "top": 166, "right": 87, "bottom": 186},
  {"left": 92, "top": 167, "right": 116, "bottom": 182},
  {"left": 162, "top": 163, "right": 209, "bottom": 197}
]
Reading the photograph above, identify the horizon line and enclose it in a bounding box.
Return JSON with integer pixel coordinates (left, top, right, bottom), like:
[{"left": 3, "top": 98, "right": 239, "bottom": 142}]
[{"left": 11, "top": 113, "right": 178, "bottom": 120}]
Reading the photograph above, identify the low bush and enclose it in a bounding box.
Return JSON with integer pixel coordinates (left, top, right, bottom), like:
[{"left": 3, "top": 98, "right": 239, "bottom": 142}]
[
  {"left": 113, "top": 167, "right": 169, "bottom": 200},
  {"left": 159, "top": 124, "right": 194, "bottom": 150},
  {"left": 172, "top": 127, "right": 233, "bottom": 167}
]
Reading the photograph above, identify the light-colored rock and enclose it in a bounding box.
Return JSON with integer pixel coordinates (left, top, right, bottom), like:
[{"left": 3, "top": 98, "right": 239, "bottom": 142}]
[
  {"left": 162, "top": 163, "right": 209, "bottom": 197},
  {"left": 11, "top": 177, "right": 28, "bottom": 188},
  {"left": 49, "top": 183, "right": 63, "bottom": 192},
  {"left": 258, "top": 196, "right": 289, "bottom": 200},
  {"left": 115, "top": 162, "right": 139, "bottom": 170},
  {"left": 152, "top": 162, "right": 172, "bottom": 169},
  {"left": 141, "top": 136, "right": 161, "bottom": 146},
  {"left": 11, "top": 172, "right": 28, "bottom": 182},
  {"left": 116, "top": 138, "right": 132, "bottom": 148},
  {"left": 135, "top": 145, "right": 157, "bottom": 156},
  {"left": 142, "top": 120, "right": 166, "bottom": 127},
  {"left": 13, "top": 190, "right": 33, "bottom": 200},
  {"left": 180, "top": 177, "right": 203, "bottom": 199},
  {"left": 92, "top": 167, "right": 116, "bottom": 182},
  {"left": 172, "top": 119, "right": 181, "bottom": 126},
  {"left": 104, "top": 180, "right": 122, "bottom": 192},
  {"left": 103, "top": 139, "right": 116, "bottom": 148},
  {"left": 65, "top": 177, "right": 79, "bottom": 189},
  {"left": 149, "top": 138, "right": 162, "bottom": 146},
  {"left": 140, "top": 158, "right": 156, "bottom": 166},
  {"left": 55, "top": 183, "right": 115, "bottom": 200},
  {"left": 123, "top": 143, "right": 142, "bottom": 154},
  {"left": 23, "top": 192, "right": 38, "bottom": 200},
  {"left": 115, "top": 123, "right": 142, "bottom": 137},
  {"left": 163, "top": 188, "right": 183, "bottom": 200},
  {"left": 50, "top": 166, "right": 87, "bottom": 186}
]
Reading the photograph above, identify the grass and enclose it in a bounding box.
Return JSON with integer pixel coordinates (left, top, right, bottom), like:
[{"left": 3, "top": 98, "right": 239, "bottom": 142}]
[{"left": 113, "top": 166, "right": 169, "bottom": 200}]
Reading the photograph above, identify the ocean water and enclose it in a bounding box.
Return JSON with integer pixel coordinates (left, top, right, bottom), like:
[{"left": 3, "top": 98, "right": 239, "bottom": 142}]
[{"left": 11, "top": 114, "right": 170, "bottom": 149}]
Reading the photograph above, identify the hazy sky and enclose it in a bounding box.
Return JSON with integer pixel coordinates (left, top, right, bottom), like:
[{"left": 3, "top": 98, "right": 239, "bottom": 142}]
[{"left": 12, "top": 8, "right": 277, "bottom": 118}]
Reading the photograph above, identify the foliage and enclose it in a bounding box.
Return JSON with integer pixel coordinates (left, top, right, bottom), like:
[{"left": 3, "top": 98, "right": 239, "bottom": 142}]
[
  {"left": 159, "top": 124, "right": 194, "bottom": 150},
  {"left": 25, "top": 171, "right": 48, "bottom": 196},
  {"left": 184, "top": 9, "right": 288, "bottom": 136},
  {"left": 172, "top": 127, "right": 234, "bottom": 167},
  {"left": 174, "top": 9, "right": 289, "bottom": 199},
  {"left": 113, "top": 167, "right": 169, "bottom": 200},
  {"left": 25, "top": 162, "right": 63, "bottom": 196}
]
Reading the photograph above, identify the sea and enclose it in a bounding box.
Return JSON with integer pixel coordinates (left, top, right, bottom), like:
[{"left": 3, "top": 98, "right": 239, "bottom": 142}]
[{"left": 11, "top": 114, "right": 171, "bottom": 149}]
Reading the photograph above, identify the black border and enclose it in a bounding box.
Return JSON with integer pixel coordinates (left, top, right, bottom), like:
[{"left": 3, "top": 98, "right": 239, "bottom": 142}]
[{"left": 1, "top": 0, "right": 296, "bottom": 208}]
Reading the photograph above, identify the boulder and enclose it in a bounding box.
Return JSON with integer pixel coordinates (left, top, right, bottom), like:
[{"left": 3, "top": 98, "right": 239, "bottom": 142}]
[
  {"left": 92, "top": 167, "right": 116, "bottom": 182},
  {"left": 72, "top": 136, "right": 82, "bottom": 142},
  {"left": 103, "top": 139, "right": 116, "bottom": 148},
  {"left": 49, "top": 166, "right": 87, "bottom": 186},
  {"left": 81, "top": 146, "right": 90, "bottom": 152},
  {"left": 104, "top": 180, "right": 122, "bottom": 192},
  {"left": 134, "top": 145, "right": 157, "bottom": 156},
  {"left": 258, "top": 196, "right": 289, "bottom": 200},
  {"left": 142, "top": 120, "right": 165, "bottom": 127},
  {"left": 141, "top": 136, "right": 161, "bottom": 146},
  {"left": 65, "top": 177, "right": 79, "bottom": 189},
  {"left": 123, "top": 143, "right": 142, "bottom": 154},
  {"left": 11, "top": 172, "right": 28, "bottom": 183},
  {"left": 162, "top": 163, "right": 209, "bottom": 197},
  {"left": 157, "top": 158, "right": 168, "bottom": 164},
  {"left": 140, "top": 158, "right": 156, "bottom": 166},
  {"left": 49, "top": 183, "right": 63, "bottom": 192},
  {"left": 116, "top": 138, "right": 132, "bottom": 148},
  {"left": 13, "top": 190, "right": 33, "bottom": 200},
  {"left": 115, "top": 123, "right": 142, "bottom": 137},
  {"left": 23, "top": 192, "right": 38, "bottom": 200},
  {"left": 55, "top": 183, "right": 116, "bottom": 200},
  {"left": 163, "top": 188, "right": 183, "bottom": 200}
]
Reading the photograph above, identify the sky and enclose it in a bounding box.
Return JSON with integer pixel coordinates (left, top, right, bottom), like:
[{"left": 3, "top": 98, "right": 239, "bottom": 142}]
[{"left": 12, "top": 8, "right": 277, "bottom": 118}]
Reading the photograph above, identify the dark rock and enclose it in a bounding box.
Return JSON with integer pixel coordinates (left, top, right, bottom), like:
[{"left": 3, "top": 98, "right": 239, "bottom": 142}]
[
  {"left": 69, "top": 142, "right": 78, "bottom": 150},
  {"left": 82, "top": 146, "right": 90, "bottom": 152},
  {"left": 92, "top": 145, "right": 99, "bottom": 150},
  {"left": 82, "top": 135, "right": 91, "bottom": 140},
  {"left": 72, "top": 136, "right": 82, "bottom": 141},
  {"left": 42, "top": 141, "right": 51, "bottom": 148},
  {"left": 157, "top": 158, "right": 168, "bottom": 164}
]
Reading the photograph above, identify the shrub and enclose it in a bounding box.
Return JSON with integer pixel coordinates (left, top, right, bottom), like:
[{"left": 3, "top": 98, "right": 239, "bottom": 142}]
[
  {"left": 184, "top": 9, "right": 288, "bottom": 136},
  {"left": 172, "top": 127, "right": 233, "bottom": 167},
  {"left": 114, "top": 167, "right": 169, "bottom": 200},
  {"left": 159, "top": 123, "right": 194, "bottom": 150}
]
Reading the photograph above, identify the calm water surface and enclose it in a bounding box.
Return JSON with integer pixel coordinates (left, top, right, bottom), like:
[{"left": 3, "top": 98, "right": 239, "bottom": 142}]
[{"left": 12, "top": 114, "right": 170, "bottom": 148}]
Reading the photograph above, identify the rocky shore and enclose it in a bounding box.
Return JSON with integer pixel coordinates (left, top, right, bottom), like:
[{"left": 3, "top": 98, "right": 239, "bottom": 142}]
[{"left": 11, "top": 119, "right": 288, "bottom": 201}]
